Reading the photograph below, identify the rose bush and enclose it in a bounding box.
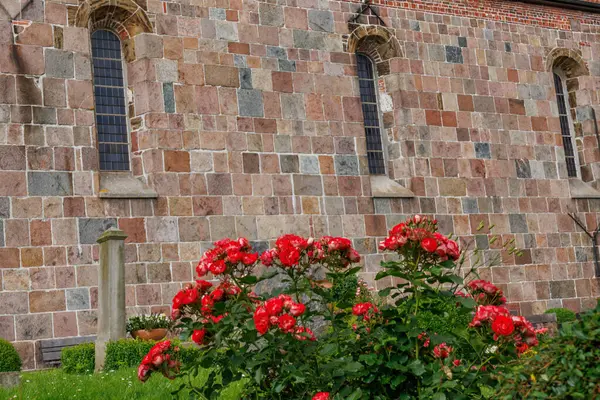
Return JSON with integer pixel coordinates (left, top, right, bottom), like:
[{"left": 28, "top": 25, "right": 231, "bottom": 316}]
[{"left": 139, "top": 216, "right": 546, "bottom": 399}]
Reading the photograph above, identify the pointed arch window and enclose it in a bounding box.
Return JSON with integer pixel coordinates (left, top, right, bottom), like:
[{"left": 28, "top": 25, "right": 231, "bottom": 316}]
[
  {"left": 91, "top": 30, "right": 130, "bottom": 171},
  {"left": 553, "top": 69, "right": 578, "bottom": 178},
  {"left": 356, "top": 53, "right": 386, "bottom": 175}
]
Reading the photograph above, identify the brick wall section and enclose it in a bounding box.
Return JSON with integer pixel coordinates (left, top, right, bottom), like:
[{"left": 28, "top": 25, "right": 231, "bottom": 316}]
[{"left": 0, "top": 0, "right": 599, "bottom": 369}]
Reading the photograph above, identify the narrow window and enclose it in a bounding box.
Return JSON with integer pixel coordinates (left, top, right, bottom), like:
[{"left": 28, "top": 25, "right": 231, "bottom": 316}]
[
  {"left": 356, "top": 53, "right": 386, "bottom": 175},
  {"left": 91, "top": 30, "right": 130, "bottom": 171},
  {"left": 553, "top": 71, "right": 578, "bottom": 177}
]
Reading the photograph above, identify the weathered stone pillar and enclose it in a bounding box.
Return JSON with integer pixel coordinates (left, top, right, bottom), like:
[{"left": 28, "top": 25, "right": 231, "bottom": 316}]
[{"left": 95, "top": 227, "right": 127, "bottom": 372}]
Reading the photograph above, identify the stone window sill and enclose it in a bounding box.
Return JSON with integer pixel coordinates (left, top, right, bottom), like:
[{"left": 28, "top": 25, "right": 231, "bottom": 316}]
[
  {"left": 370, "top": 175, "right": 415, "bottom": 198},
  {"left": 569, "top": 178, "right": 600, "bottom": 199},
  {"left": 98, "top": 172, "right": 158, "bottom": 199}
]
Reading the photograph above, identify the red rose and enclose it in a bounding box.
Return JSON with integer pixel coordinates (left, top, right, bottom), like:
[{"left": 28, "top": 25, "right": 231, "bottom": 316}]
[
  {"left": 242, "top": 252, "right": 259, "bottom": 265},
  {"left": 279, "top": 248, "right": 301, "bottom": 267},
  {"left": 210, "top": 288, "right": 225, "bottom": 301},
  {"left": 352, "top": 302, "right": 373, "bottom": 316},
  {"left": 347, "top": 249, "right": 361, "bottom": 262},
  {"left": 195, "top": 280, "right": 213, "bottom": 293},
  {"left": 277, "top": 314, "right": 297, "bottom": 332},
  {"left": 265, "top": 297, "right": 284, "bottom": 316},
  {"left": 191, "top": 329, "right": 206, "bottom": 345},
  {"left": 433, "top": 343, "right": 452, "bottom": 359},
  {"left": 260, "top": 249, "right": 276, "bottom": 266},
  {"left": 491, "top": 315, "right": 515, "bottom": 336},
  {"left": 253, "top": 306, "right": 269, "bottom": 335},
  {"left": 137, "top": 363, "right": 151, "bottom": 382},
  {"left": 420, "top": 237, "right": 438, "bottom": 253},
  {"left": 289, "top": 302, "right": 306, "bottom": 317},
  {"left": 312, "top": 392, "right": 330, "bottom": 400},
  {"left": 452, "top": 359, "right": 461, "bottom": 367},
  {"left": 516, "top": 343, "right": 529, "bottom": 354}
]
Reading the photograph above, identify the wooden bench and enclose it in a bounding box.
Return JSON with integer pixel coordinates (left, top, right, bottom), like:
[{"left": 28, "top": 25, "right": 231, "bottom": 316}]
[{"left": 39, "top": 336, "right": 96, "bottom": 367}]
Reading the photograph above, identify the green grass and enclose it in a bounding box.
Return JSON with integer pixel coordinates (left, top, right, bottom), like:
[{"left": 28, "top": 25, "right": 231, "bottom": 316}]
[{"left": 0, "top": 367, "right": 245, "bottom": 400}]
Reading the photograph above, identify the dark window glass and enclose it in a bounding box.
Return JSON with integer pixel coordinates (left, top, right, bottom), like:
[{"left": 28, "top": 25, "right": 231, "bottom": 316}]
[
  {"left": 553, "top": 72, "right": 577, "bottom": 178},
  {"left": 356, "top": 53, "right": 385, "bottom": 175},
  {"left": 91, "top": 30, "right": 130, "bottom": 171}
]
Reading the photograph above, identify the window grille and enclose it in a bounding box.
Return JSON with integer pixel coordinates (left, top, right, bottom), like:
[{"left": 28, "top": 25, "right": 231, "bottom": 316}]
[
  {"left": 553, "top": 72, "right": 578, "bottom": 178},
  {"left": 91, "top": 30, "right": 130, "bottom": 171},
  {"left": 356, "top": 53, "right": 386, "bottom": 175}
]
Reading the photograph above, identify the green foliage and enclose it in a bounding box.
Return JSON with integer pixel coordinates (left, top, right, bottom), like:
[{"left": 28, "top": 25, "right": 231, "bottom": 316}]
[
  {"left": 0, "top": 367, "right": 245, "bottom": 400},
  {"left": 544, "top": 307, "right": 577, "bottom": 324},
  {"left": 61, "top": 339, "right": 201, "bottom": 374},
  {"left": 0, "top": 338, "right": 21, "bottom": 372},
  {"left": 126, "top": 314, "right": 172, "bottom": 333},
  {"left": 398, "top": 295, "right": 472, "bottom": 337},
  {"left": 498, "top": 301, "right": 600, "bottom": 399},
  {"left": 331, "top": 274, "right": 358, "bottom": 303},
  {"left": 61, "top": 343, "right": 95, "bottom": 374}
]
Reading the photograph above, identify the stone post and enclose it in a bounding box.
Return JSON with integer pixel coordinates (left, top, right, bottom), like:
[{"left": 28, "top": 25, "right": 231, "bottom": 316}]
[{"left": 95, "top": 227, "right": 128, "bottom": 372}]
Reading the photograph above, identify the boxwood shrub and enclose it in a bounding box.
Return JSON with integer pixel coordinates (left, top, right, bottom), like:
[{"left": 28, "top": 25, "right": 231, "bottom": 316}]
[
  {"left": 0, "top": 338, "right": 22, "bottom": 372},
  {"left": 61, "top": 339, "right": 201, "bottom": 374},
  {"left": 544, "top": 307, "right": 577, "bottom": 324}
]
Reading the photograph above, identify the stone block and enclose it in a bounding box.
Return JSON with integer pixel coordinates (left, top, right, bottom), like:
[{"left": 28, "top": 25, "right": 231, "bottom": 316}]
[
  {"left": 164, "top": 150, "right": 190, "bottom": 172},
  {"left": 45, "top": 49, "right": 74, "bottom": 78},
  {"left": 300, "top": 155, "right": 319, "bottom": 174},
  {"left": 16, "top": 76, "right": 42, "bottom": 105},
  {"left": 147, "top": 263, "right": 172, "bottom": 283},
  {"left": 516, "top": 159, "right": 531, "bottom": 179},
  {"left": 334, "top": 155, "right": 359, "bottom": 175},
  {"left": 135, "top": 34, "right": 163, "bottom": 59},
  {"left": 30, "top": 290, "right": 66, "bottom": 313},
  {"left": 216, "top": 21, "right": 238, "bottom": 41},
  {"left": 0, "top": 316, "right": 15, "bottom": 341},
  {"left": 259, "top": 3, "right": 284, "bottom": 27},
  {"left": 178, "top": 217, "right": 210, "bottom": 241},
  {"left": 78, "top": 218, "right": 118, "bottom": 244},
  {"left": 66, "top": 288, "right": 90, "bottom": 310},
  {"left": 550, "top": 280, "right": 576, "bottom": 299},
  {"left": 63, "top": 27, "right": 89, "bottom": 53},
  {"left": 243, "top": 153, "right": 260, "bottom": 173},
  {"left": 293, "top": 30, "right": 326, "bottom": 50},
  {"left": 28, "top": 172, "right": 72, "bottom": 196},
  {"left": 53, "top": 312, "right": 78, "bottom": 337},
  {"left": 308, "top": 10, "right": 334, "bottom": 32},
  {"left": 280, "top": 154, "right": 299, "bottom": 173},
  {"left": 0, "top": 292, "right": 28, "bottom": 314},
  {"left": 16, "top": 313, "right": 52, "bottom": 340},
  {"left": 281, "top": 93, "right": 306, "bottom": 119},
  {"left": 438, "top": 178, "right": 466, "bottom": 196},
  {"left": 67, "top": 80, "right": 93, "bottom": 109},
  {"left": 146, "top": 217, "right": 178, "bottom": 242},
  {"left": 205, "top": 65, "right": 239, "bottom": 87},
  {"left": 16, "top": 23, "right": 52, "bottom": 47},
  {"left": 0, "top": 145, "right": 25, "bottom": 170},
  {"left": 238, "top": 89, "right": 264, "bottom": 117},
  {"left": 293, "top": 175, "right": 323, "bottom": 196},
  {"left": 445, "top": 45, "right": 463, "bottom": 63},
  {"left": 206, "top": 173, "right": 233, "bottom": 195},
  {"left": 509, "top": 214, "right": 528, "bottom": 233},
  {"left": 474, "top": 142, "right": 491, "bottom": 159},
  {"left": 0, "top": 172, "right": 27, "bottom": 196}
]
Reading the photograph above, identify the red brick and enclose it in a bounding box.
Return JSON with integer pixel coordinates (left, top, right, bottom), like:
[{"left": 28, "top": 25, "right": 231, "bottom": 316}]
[
  {"left": 272, "top": 71, "right": 293, "bottom": 93},
  {"left": 30, "top": 290, "right": 66, "bottom": 313},
  {"left": 119, "top": 218, "right": 147, "bottom": 243},
  {"left": 204, "top": 65, "right": 239, "bottom": 87},
  {"left": 425, "top": 110, "right": 442, "bottom": 126},
  {"left": 30, "top": 220, "right": 52, "bottom": 246},
  {"left": 164, "top": 150, "right": 190, "bottom": 172},
  {"left": 228, "top": 42, "right": 249, "bottom": 54},
  {"left": 457, "top": 95, "right": 474, "bottom": 111},
  {"left": 0, "top": 248, "right": 20, "bottom": 267}
]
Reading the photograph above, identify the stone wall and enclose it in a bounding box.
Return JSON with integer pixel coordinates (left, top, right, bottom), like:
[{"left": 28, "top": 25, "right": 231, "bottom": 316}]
[{"left": 0, "top": 0, "right": 599, "bottom": 369}]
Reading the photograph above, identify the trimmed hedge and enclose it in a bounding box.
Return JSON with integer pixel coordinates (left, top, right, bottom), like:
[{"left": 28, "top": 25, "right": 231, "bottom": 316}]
[
  {"left": 545, "top": 307, "right": 577, "bottom": 324},
  {"left": 0, "top": 338, "right": 22, "bottom": 372},
  {"left": 61, "top": 343, "right": 95, "bottom": 374},
  {"left": 61, "top": 339, "right": 201, "bottom": 374}
]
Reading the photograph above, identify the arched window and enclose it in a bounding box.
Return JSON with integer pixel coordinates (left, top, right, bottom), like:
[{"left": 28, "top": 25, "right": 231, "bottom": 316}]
[
  {"left": 91, "top": 30, "right": 130, "bottom": 171},
  {"left": 356, "top": 53, "right": 386, "bottom": 175},
  {"left": 552, "top": 69, "right": 578, "bottom": 178}
]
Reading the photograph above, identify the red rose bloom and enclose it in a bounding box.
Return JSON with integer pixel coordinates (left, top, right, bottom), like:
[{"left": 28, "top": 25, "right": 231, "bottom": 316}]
[
  {"left": 138, "top": 363, "right": 151, "bottom": 382},
  {"left": 352, "top": 302, "right": 373, "bottom": 316},
  {"left": 277, "top": 314, "right": 297, "bottom": 332},
  {"left": 191, "top": 329, "right": 206, "bottom": 345},
  {"left": 312, "top": 392, "right": 330, "bottom": 400},
  {"left": 210, "top": 288, "right": 225, "bottom": 301},
  {"left": 289, "top": 302, "right": 306, "bottom": 317},
  {"left": 196, "top": 280, "right": 213, "bottom": 293},
  {"left": 420, "top": 237, "right": 438, "bottom": 253},
  {"left": 253, "top": 306, "right": 269, "bottom": 335},
  {"left": 452, "top": 359, "right": 461, "bottom": 367},
  {"left": 433, "top": 343, "right": 452, "bottom": 359},
  {"left": 242, "top": 252, "right": 259, "bottom": 265},
  {"left": 265, "top": 297, "right": 284, "bottom": 316},
  {"left": 491, "top": 314, "right": 515, "bottom": 336}
]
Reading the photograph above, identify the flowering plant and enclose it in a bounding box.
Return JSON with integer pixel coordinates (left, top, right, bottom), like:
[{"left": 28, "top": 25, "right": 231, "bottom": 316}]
[{"left": 139, "top": 215, "right": 544, "bottom": 399}]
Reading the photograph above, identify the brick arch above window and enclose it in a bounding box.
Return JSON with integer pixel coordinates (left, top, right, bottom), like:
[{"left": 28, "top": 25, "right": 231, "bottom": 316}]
[
  {"left": 546, "top": 48, "right": 589, "bottom": 80},
  {"left": 74, "top": 0, "right": 153, "bottom": 40},
  {"left": 346, "top": 25, "right": 402, "bottom": 76}
]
